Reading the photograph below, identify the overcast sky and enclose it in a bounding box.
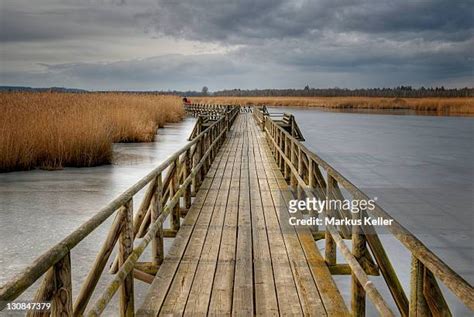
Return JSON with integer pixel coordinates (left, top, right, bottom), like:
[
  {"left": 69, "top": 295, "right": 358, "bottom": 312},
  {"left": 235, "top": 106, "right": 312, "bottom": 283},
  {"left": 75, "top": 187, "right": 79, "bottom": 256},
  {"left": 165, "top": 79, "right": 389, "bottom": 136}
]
[{"left": 1, "top": 0, "right": 473, "bottom": 91}]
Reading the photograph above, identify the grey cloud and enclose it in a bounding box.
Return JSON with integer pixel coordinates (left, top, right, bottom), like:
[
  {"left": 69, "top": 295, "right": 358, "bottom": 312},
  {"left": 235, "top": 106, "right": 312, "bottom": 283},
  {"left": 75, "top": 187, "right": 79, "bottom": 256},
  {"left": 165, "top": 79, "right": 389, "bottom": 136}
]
[
  {"left": 4, "top": 54, "right": 253, "bottom": 90},
  {"left": 1, "top": 0, "right": 472, "bottom": 89},
  {"left": 0, "top": 1, "right": 150, "bottom": 42},
  {"left": 3, "top": 46, "right": 471, "bottom": 91},
  {"left": 145, "top": 0, "right": 474, "bottom": 43}
]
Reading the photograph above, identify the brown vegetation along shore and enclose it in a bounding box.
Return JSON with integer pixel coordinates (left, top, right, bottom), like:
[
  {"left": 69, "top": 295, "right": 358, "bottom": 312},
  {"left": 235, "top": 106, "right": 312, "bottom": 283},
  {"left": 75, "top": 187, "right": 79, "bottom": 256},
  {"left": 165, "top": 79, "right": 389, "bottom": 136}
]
[
  {"left": 193, "top": 96, "right": 474, "bottom": 116},
  {"left": 0, "top": 92, "right": 184, "bottom": 172}
]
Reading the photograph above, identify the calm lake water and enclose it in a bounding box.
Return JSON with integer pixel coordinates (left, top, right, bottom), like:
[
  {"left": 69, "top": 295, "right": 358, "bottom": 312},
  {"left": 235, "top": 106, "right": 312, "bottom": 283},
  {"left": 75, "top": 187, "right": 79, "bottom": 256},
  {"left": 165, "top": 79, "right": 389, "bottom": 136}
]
[
  {"left": 269, "top": 107, "right": 473, "bottom": 316},
  {"left": 1, "top": 110, "right": 473, "bottom": 316}
]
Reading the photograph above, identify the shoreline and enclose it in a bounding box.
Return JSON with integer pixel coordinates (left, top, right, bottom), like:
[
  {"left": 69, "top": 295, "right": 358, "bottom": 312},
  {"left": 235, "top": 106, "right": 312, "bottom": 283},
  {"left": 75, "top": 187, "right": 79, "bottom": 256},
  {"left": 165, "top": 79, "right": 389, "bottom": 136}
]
[{"left": 193, "top": 96, "right": 474, "bottom": 116}]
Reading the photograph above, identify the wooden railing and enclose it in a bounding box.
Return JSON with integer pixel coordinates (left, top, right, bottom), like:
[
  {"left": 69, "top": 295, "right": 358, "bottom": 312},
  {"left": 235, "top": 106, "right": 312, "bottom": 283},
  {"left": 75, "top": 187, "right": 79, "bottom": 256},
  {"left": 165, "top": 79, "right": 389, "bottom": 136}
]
[
  {"left": 186, "top": 105, "right": 239, "bottom": 140},
  {"left": 184, "top": 103, "right": 236, "bottom": 120},
  {"left": 0, "top": 108, "right": 235, "bottom": 316},
  {"left": 254, "top": 107, "right": 474, "bottom": 316}
]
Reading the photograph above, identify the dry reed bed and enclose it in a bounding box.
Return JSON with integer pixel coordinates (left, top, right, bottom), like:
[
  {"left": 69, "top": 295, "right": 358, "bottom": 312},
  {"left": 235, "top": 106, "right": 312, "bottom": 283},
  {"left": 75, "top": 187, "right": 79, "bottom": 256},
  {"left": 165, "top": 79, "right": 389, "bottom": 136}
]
[
  {"left": 0, "top": 93, "right": 184, "bottom": 172},
  {"left": 193, "top": 96, "right": 474, "bottom": 115}
]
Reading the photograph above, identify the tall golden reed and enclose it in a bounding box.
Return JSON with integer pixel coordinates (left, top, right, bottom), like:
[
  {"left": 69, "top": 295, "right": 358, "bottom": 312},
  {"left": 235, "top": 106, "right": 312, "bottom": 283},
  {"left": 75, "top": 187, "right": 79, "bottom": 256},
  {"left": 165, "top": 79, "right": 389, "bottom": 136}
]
[
  {"left": 193, "top": 96, "right": 474, "bottom": 115},
  {"left": 0, "top": 92, "right": 184, "bottom": 172}
]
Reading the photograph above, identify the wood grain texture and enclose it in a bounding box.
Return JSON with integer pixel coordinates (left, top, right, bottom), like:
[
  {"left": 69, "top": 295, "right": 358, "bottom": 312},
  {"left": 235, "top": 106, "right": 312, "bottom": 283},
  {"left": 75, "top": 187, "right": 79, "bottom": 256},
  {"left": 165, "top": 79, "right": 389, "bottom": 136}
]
[{"left": 138, "top": 114, "right": 349, "bottom": 316}]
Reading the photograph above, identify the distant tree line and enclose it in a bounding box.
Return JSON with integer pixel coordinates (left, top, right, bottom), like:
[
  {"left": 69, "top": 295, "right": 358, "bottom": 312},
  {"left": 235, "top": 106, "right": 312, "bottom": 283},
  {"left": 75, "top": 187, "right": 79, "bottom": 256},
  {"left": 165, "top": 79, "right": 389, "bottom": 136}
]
[
  {"left": 3, "top": 85, "right": 472, "bottom": 97},
  {"left": 211, "top": 86, "right": 473, "bottom": 98}
]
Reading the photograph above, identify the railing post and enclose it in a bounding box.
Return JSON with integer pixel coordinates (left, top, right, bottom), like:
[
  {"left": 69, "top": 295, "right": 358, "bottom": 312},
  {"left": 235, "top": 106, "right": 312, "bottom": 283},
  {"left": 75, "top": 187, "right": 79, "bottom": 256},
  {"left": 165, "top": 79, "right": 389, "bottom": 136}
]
[
  {"left": 51, "top": 252, "right": 73, "bottom": 316},
  {"left": 184, "top": 149, "right": 192, "bottom": 210},
  {"left": 284, "top": 136, "right": 290, "bottom": 181},
  {"left": 297, "top": 148, "right": 304, "bottom": 200},
  {"left": 192, "top": 142, "right": 201, "bottom": 195},
  {"left": 119, "top": 199, "right": 134, "bottom": 317},
  {"left": 409, "top": 256, "right": 430, "bottom": 317},
  {"left": 151, "top": 174, "right": 164, "bottom": 265},
  {"left": 279, "top": 130, "right": 284, "bottom": 170},
  {"left": 290, "top": 140, "right": 297, "bottom": 190},
  {"left": 203, "top": 132, "right": 209, "bottom": 175},
  {"left": 307, "top": 159, "right": 320, "bottom": 233},
  {"left": 325, "top": 174, "right": 336, "bottom": 265},
  {"left": 171, "top": 158, "right": 181, "bottom": 231},
  {"left": 27, "top": 253, "right": 73, "bottom": 317},
  {"left": 352, "top": 210, "right": 366, "bottom": 316}
]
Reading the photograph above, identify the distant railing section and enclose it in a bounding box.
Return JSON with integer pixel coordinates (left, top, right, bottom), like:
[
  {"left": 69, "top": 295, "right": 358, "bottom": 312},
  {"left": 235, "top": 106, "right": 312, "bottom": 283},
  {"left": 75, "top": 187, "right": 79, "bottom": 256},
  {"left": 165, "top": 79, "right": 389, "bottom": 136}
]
[
  {"left": 253, "top": 106, "right": 474, "bottom": 317},
  {"left": 184, "top": 103, "right": 237, "bottom": 120},
  {"left": 254, "top": 105, "right": 305, "bottom": 141},
  {"left": 186, "top": 104, "right": 239, "bottom": 140},
  {"left": 0, "top": 112, "right": 232, "bottom": 316}
]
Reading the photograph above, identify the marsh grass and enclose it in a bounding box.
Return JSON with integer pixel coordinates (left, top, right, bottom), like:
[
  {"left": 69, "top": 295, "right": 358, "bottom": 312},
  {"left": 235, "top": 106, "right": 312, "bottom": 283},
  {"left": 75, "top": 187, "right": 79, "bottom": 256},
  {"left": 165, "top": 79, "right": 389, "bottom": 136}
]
[
  {"left": 193, "top": 96, "right": 474, "bottom": 115},
  {"left": 0, "top": 92, "right": 184, "bottom": 172}
]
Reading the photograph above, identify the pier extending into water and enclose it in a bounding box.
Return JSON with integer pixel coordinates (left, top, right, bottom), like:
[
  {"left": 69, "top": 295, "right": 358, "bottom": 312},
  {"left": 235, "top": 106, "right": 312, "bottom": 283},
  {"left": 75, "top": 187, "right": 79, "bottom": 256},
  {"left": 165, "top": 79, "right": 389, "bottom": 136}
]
[{"left": 0, "top": 104, "right": 472, "bottom": 316}]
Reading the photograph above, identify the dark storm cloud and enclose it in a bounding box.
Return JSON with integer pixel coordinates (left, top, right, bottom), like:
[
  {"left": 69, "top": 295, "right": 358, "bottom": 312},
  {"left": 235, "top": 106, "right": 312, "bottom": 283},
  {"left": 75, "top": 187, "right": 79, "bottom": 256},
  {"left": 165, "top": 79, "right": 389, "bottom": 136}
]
[
  {"left": 145, "top": 0, "right": 474, "bottom": 43},
  {"left": 1, "top": 0, "right": 473, "bottom": 89}
]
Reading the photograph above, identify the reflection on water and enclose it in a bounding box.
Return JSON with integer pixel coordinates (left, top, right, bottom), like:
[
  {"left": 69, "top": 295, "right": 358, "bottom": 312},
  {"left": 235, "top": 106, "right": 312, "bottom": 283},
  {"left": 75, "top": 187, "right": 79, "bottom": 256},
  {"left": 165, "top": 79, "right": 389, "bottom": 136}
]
[
  {"left": 0, "top": 117, "right": 195, "bottom": 315},
  {"left": 270, "top": 107, "right": 473, "bottom": 315}
]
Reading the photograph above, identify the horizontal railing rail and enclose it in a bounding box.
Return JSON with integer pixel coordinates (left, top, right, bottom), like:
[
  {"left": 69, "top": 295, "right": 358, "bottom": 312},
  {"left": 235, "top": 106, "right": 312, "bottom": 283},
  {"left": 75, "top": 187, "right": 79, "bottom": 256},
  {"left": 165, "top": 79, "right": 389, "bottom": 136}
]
[
  {"left": 0, "top": 107, "right": 237, "bottom": 316},
  {"left": 254, "top": 106, "right": 474, "bottom": 316}
]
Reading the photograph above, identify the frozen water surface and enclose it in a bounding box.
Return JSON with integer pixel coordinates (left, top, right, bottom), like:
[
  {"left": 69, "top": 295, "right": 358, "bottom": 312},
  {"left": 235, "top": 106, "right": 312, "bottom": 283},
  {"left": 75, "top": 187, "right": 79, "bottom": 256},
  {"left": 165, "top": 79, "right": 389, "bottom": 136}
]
[
  {"left": 0, "top": 118, "right": 195, "bottom": 315},
  {"left": 271, "top": 107, "right": 473, "bottom": 316}
]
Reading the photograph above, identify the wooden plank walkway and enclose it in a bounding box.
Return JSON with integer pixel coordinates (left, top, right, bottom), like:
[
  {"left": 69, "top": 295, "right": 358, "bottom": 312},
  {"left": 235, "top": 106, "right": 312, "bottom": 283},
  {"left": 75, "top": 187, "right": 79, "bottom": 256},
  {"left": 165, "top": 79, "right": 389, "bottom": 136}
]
[{"left": 137, "top": 114, "right": 349, "bottom": 316}]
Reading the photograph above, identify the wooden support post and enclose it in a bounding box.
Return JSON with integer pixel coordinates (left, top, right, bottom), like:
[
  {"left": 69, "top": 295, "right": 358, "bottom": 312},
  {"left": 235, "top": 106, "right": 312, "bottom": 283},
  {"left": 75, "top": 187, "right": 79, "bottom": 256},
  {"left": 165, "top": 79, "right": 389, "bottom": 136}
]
[
  {"left": 308, "top": 159, "right": 319, "bottom": 233},
  {"left": 28, "top": 269, "right": 55, "bottom": 317},
  {"left": 51, "top": 252, "right": 73, "bottom": 316},
  {"left": 184, "top": 149, "right": 192, "bottom": 209},
  {"left": 325, "top": 173, "right": 336, "bottom": 265},
  {"left": 423, "top": 269, "right": 452, "bottom": 316},
  {"left": 352, "top": 211, "right": 366, "bottom": 317},
  {"left": 74, "top": 209, "right": 125, "bottom": 316},
  {"left": 362, "top": 216, "right": 409, "bottom": 316},
  {"left": 119, "top": 200, "right": 134, "bottom": 317},
  {"left": 193, "top": 141, "right": 202, "bottom": 194},
  {"left": 410, "top": 256, "right": 431, "bottom": 317},
  {"left": 204, "top": 132, "right": 210, "bottom": 174},
  {"left": 27, "top": 253, "right": 73, "bottom": 317},
  {"left": 297, "top": 148, "right": 304, "bottom": 200},
  {"left": 279, "top": 130, "right": 284, "bottom": 170},
  {"left": 171, "top": 158, "right": 181, "bottom": 231},
  {"left": 290, "top": 140, "right": 297, "bottom": 190},
  {"left": 151, "top": 174, "right": 164, "bottom": 266},
  {"left": 284, "top": 136, "right": 290, "bottom": 181},
  {"left": 325, "top": 231, "right": 336, "bottom": 266}
]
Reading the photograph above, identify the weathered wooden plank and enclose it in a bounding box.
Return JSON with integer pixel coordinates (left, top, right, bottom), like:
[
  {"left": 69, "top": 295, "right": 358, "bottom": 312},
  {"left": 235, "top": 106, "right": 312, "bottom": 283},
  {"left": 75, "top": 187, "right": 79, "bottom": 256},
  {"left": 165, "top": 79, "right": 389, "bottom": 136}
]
[
  {"left": 160, "top": 124, "right": 239, "bottom": 315},
  {"left": 136, "top": 123, "right": 237, "bottom": 316},
  {"left": 208, "top": 126, "right": 243, "bottom": 315},
  {"left": 250, "top": 120, "right": 328, "bottom": 316},
  {"left": 251, "top": 118, "right": 350, "bottom": 316},
  {"left": 156, "top": 132, "right": 238, "bottom": 315},
  {"left": 183, "top": 121, "right": 242, "bottom": 316},
  {"left": 232, "top": 117, "right": 254, "bottom": 316},
  {"left": 248, "top": 130, "right": 279, "bottom": 315},
  {"left": 252, "top": 148, "right": 305, "bottom": 314}
]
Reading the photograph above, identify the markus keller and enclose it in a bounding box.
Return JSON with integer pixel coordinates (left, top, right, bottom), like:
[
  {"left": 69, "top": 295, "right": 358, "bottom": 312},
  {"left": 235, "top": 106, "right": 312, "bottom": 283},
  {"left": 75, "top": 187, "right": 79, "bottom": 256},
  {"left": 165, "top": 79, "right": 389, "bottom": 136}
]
[{"left": 289, "top": 216, "right": 394, "bottom": 227}]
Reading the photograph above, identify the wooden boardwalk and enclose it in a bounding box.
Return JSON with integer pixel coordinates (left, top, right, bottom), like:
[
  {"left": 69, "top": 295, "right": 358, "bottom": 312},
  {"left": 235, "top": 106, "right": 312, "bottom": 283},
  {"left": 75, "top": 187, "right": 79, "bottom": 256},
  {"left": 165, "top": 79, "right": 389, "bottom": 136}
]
[
  {"left": 138, "top": 114, "right": 349, "bottom": 316},
  {"left": 1, "top": 105, "right": 472, "bottom": 317}
]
